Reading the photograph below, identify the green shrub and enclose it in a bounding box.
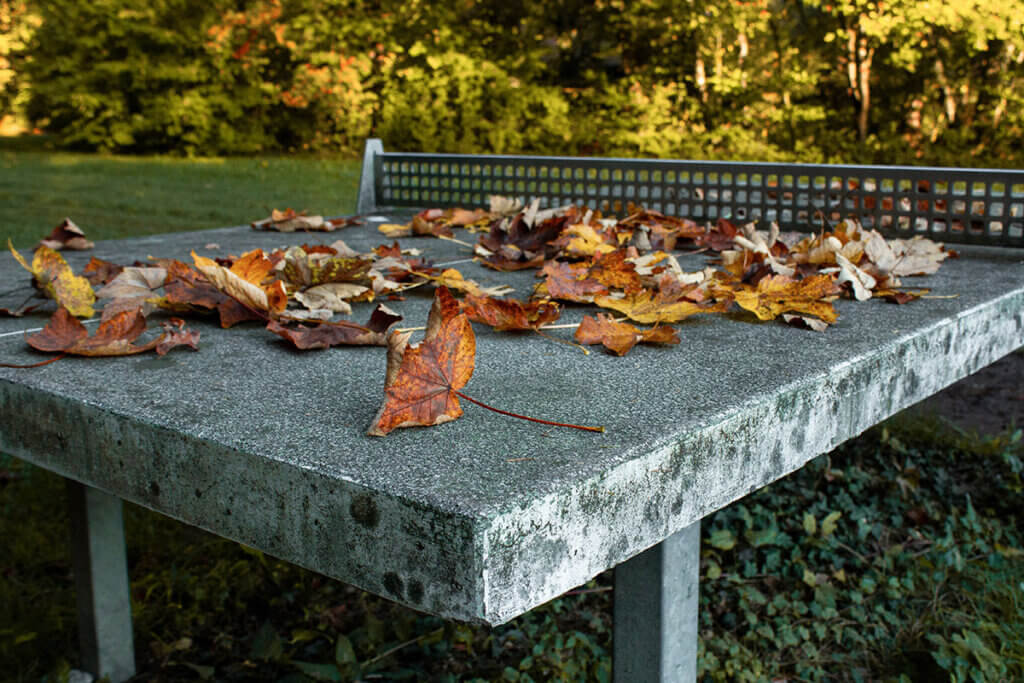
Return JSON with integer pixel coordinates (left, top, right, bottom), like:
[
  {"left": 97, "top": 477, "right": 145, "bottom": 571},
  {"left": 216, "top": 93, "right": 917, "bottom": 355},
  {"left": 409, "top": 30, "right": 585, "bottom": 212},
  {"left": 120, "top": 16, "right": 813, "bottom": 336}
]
[
  {"left": 376, "top": 48, "right": 569, "bottom": 155},
  {"left": 0, "top": 0, "right": 37, "bottom": 126}
]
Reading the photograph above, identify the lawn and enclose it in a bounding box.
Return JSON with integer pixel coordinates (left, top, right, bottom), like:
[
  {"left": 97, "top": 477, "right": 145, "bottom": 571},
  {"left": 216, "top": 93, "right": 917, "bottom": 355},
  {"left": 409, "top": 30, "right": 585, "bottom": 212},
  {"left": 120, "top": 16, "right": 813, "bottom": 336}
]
[
  {"left": 0, "top": 142, "right": 1022, "bottom": 682},
  {"left": 0, "top": 136, "right": 362, "bottom": 248}
]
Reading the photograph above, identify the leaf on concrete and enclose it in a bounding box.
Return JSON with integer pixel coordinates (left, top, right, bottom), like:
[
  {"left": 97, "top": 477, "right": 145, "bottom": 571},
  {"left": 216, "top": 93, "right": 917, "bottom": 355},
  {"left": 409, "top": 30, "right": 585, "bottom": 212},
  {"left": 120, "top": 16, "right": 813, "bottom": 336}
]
[
  {"left": 82, "top": 257, "right": 124, "bottom": 285},
  {"left": 781, "top": 314, "right": 830, "bottom": 332},
  {"left": 367, "top": 287, "right": 475, "bottom": 436},
  {"left": 9, "top": 241, "right": 96, "bottom": 318},
  {"left": 695, "top": 218, "right": 741, "bottom": 251},
  {"left": 25, "top": 307, "right": 199, "bottom": 357},
  {"left": 96, "top": 266, "right": 167, "bottom": 318},
  {"left": 378, "top": 223, "right": 411, "bottom": 238},
  {"left": 268, "top": 304, "right": 401, "bottom": 350},
  {"left": 192, "top": 249, "right": 287, "bottom": 316},
  {"left": 587, "top": 249, "right": 645, "bottom": 293},
  {"left": 161, "top": 259, "right": 262, "bottom": 328},
  {"left": 888, "top": 236, "right": 950, "bottom": 276},
  {"left": 574, "top": 313, "right": 679, "bottom": 356},
  {"left": 535, "top": 260, "right": 609, "bottom": 303},
  {"left": 833, "top": 253, "right": 877, "bottom": 301},
  {"left": 461, "top": 294, "right": 560, "bottom": 331},
  {"left": 732, "top": 274, "right": 840, "bottom": 324},
  {"left": 875, "top": 289, "right": 928, "bottom": 304},
  {"left": 293, "top": 283, "right": 371, "bottom": 315},
  {"left": 412, "top": 267, "right": 513, "bottom": 298},
  {"left": 594, "top": 290, "right": 723, "bottom": 324},
  {"left": 560, "top": 224, "right": 617, "bottom": 258},
  {"left": 476, "top": 209, "right": 570, "bottom": 270},
  {"left": 37, "top": 218, "right": 94, "bottom": 251},
  {"left": 276, "top": 246, "right": 374, "bottom": 289},
  {"left": 156, "top": 318, "right": 202, "bottom": 355},
  {"left": 251, "top": 208, "right": 357, "bottom": 232}
]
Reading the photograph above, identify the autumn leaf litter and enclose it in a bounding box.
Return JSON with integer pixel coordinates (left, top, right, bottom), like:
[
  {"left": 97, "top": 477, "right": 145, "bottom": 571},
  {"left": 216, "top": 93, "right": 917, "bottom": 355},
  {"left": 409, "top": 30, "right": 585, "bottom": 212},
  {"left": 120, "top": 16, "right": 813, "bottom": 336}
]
[{"left": 2, "top": 206, "right": 955, "bottom": 434}]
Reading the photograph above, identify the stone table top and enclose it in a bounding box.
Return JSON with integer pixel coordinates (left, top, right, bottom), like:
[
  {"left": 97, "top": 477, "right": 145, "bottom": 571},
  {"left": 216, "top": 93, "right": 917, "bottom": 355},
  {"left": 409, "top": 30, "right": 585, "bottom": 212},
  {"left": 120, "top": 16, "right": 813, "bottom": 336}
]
[{"left": 1, "top": 219, "right": 1022, "bottom": 624}]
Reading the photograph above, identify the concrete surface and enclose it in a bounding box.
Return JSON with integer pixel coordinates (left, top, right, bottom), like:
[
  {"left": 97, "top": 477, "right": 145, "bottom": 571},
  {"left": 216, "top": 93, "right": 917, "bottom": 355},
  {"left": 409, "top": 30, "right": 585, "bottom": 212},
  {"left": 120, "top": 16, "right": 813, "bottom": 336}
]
[{"left": 1, "top": 223, "right": 1022, "bottom": 624}]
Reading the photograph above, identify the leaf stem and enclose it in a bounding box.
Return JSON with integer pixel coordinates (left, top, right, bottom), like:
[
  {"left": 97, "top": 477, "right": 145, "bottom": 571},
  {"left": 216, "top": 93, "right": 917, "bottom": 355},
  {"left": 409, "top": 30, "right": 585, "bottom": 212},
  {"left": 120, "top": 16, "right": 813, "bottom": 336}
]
[
  {"left": 437, "top": 234, "right": 476, "bottom": 249},
  {"left": 454, "top": 390, "right": 604, "bottom": 433},
  {"left": 532, "top": 327, "right": 590, "bottom": 355},
  {"left": 0, "top": 353, "right": 67, "bottom": 368},
  {"left": 538, "top": 317, "right": 626, "bottom": 330}
]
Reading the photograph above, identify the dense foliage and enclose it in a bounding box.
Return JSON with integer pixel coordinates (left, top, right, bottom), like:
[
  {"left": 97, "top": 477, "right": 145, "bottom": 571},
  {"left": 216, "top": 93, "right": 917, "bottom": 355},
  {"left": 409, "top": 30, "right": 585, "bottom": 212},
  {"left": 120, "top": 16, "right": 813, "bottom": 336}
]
[
  {"left": 5, "top": 0, "right": 1024, "bottom": 164},
  {"left": 2, "top": 416, "right": 1022, "bottom": 681}
]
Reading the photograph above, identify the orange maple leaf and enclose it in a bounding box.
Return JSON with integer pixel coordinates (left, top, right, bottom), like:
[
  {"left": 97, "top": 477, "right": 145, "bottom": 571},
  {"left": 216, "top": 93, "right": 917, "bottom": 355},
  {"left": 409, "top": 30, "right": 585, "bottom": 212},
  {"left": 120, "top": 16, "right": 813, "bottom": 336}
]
[
  {"left": 25, "top": 307, "right": 199, "bottom": 357},
  {"left": 461, "top": 293, "right": 560, "bottom": 331},
  {"left": 574, "top": 313, "right": 679, "bottom": 356},
  {"left": 367, "top": 287, "right": 476, "bottom": 436}
]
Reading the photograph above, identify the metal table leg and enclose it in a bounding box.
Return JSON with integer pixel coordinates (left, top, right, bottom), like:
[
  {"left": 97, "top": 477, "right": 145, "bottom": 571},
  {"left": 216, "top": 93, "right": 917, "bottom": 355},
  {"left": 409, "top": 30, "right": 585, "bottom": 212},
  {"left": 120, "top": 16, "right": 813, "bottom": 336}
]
[
  {"left": 68, "top": 481, "right": 136, "bottom": 683},
  {"left": 613, "top": 520, "right": 701, "bottom": 682}
]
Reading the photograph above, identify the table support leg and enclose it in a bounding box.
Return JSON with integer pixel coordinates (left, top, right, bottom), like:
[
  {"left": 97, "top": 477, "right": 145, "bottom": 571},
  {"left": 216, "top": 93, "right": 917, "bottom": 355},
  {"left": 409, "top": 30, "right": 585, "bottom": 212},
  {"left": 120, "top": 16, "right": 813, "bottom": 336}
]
[
  {"left": 613, "top": 520, "right": 701, "bottom": 682},
  {"left": 68, "top": 481, "right": 136, "bottom": 683}
]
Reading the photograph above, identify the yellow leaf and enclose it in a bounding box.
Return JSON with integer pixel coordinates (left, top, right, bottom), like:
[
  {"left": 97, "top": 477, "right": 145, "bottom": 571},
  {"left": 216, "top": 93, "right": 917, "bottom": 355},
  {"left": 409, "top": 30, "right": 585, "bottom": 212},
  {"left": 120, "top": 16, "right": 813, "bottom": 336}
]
[
  {"left": 378, "top": 223, "right": 411, "bottom": 237},
  {"left": 8, "top": 240, "right": 95, "bottom": 318},
  {"left": 733, "top": 274, "right": 839, "bottom": 324},
  {"left": 564, "top": 224, "right": 616, "bottom": 257},
  {"left": 594, "top": 291, "right": 724, "bottom": 324}
]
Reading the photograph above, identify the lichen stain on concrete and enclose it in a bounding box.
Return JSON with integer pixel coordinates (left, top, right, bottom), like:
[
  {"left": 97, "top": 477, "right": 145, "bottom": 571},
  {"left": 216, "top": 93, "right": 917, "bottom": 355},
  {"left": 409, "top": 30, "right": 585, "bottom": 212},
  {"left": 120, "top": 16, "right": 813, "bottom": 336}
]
[
  {"left": 350, "top": 494, "right": 380, "bottom": 529},
  {"left": 408, "top": 579, "right": 425, "bottom": 603},
  {"left": 382, "top": 571, "right": 404, "bottom": 599}
]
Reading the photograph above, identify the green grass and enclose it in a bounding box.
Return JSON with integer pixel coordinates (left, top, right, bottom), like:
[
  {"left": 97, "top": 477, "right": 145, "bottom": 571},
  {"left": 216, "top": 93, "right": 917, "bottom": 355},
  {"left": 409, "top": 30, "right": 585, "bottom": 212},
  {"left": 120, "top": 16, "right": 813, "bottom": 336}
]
[
  {"left": 0, "top": 136, "right": 362, "bottom": 248},
  {"left": 0, "top": 144, "right": 1022, "bottom": 681}
]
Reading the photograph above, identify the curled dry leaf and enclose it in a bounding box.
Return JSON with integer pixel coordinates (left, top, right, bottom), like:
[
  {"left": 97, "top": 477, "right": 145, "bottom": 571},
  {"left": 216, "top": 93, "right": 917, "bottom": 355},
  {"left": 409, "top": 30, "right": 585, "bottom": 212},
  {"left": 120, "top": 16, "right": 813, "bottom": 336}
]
[
  {"left": 251, "top": 209, "right": 358, "bottom": 232},
  {"left": 268, "top": 304, "right": 402, "bottom": 350},
  {"left": 276, "top": 245, "right": 374, "bottom": 289},
  {"left": 161, "top": 259, "right": 263, "bottom": 328},
  {"left": 293, "top": 283, "right": 370, "bottom": 315},
  {"left": 367, "top": 287, "right": 475, "bottom": 436},
  {"left": 694, "top": 218, "right": 741, "bottom": 251},
  {"left": 561, "top": 224, "right": 617, "bottom": 258},
  {"left": 25, "top": 307, "right": 199, "bottom": 357},
  {"left": 781, "top": 314, "right": 830, "bottom": 332},
  {"left": 574, "top": 313, "right": 679, "bottom": 356},
  {"left": 83, "top": 257, "right": 124, "bottom": 285},
  {"left": 37, "top": 218, "right": 94, "bottom": 251},
  {"left": 9, "top": 241, "right": 96, "bottom": 318},
  {"left": 378, "top": 223, "right": 411, "bottom": 238},
  {"left": 192, "top": 249, "right": 287, "bottom": 316},
  {"left": 461, "top": 294, "right": 561, "bottom": 331},
  {"left": 96, "top": 266, "right": 167, "bottom": 318},
  {"left": 477, "top": 209, "right": 570, "bottom": 271},
  {"left": 832, "top": 253, "right": 876, "bottom": 301}
]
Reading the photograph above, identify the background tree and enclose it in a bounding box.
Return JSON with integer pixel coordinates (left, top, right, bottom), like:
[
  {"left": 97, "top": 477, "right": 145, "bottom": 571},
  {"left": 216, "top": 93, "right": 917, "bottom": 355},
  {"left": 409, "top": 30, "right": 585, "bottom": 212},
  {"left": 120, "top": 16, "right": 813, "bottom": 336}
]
[{"left": 9, "top": 0, "right": 1024, "bottom": 166}]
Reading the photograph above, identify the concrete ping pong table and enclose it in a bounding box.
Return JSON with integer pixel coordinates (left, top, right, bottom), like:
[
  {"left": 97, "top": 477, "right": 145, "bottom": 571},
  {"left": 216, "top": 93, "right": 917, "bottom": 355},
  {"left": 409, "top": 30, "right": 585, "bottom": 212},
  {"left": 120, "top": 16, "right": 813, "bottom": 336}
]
[{"left": 1, "top": 140, "right": 1023, "bottom": 681}]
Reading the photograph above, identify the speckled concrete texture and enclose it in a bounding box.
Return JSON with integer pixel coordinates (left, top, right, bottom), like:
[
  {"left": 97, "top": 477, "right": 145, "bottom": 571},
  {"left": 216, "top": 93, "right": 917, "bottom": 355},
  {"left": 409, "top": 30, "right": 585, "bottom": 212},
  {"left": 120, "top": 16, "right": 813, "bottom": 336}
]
[{"left": 1, "top": 224, "right": 1022, "bottom": 624}]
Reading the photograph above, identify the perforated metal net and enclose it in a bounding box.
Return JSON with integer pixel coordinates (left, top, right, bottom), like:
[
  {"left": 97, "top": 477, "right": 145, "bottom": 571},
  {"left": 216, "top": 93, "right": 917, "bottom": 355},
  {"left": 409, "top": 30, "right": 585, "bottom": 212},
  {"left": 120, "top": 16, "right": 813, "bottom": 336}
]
[{"left": 372, "top": 152, "right": 1024, "bottom": 247}]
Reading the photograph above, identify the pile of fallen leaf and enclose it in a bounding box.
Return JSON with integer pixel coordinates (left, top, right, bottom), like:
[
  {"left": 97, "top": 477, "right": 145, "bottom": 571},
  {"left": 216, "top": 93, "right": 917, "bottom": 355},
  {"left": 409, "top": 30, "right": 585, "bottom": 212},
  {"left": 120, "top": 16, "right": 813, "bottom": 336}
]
[{"left": 2, "top": 202, "right": 953, "bottom": 435}]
